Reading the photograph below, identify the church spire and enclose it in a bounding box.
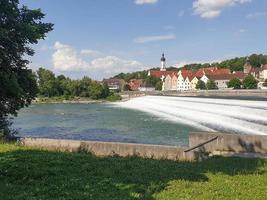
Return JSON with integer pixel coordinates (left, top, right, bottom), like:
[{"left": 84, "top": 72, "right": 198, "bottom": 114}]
[{"left": 160, "top": 53, "right": 166, "bottom": 71}]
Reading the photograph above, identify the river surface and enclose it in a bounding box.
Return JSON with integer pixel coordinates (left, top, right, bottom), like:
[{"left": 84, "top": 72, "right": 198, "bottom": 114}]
[{"left": 13, "top": 96, "right": 267, "bottom": 146}]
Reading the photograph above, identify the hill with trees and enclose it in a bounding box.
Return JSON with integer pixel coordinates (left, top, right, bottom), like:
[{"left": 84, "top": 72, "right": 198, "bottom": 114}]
[{"left": 113, "top": 54, "right": 267, "bottom": 82}]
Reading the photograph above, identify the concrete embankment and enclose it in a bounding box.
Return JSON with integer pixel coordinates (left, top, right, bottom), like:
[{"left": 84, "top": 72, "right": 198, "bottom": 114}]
[
  {"left": 19, "top": 132, "right": 267, "bottom": 160},
  {"left": 120, "top": 89, "right": 267, "bottom": 100},
  {"left": 189, "top": 132, "right": 267, "bottom": 158},
  {"left": 19, "top": 138, "right": 195, "bottom": 160}
]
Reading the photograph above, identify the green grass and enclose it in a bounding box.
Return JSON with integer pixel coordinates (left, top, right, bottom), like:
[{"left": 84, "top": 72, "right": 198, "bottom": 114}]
[{"left": 0, "top": 143, "right": 267, "bottom": 200}]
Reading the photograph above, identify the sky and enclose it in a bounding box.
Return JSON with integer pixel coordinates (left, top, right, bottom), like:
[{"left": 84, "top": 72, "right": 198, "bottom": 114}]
[{"left": 21, "top": 0, "right": 267, "bottom": 80}]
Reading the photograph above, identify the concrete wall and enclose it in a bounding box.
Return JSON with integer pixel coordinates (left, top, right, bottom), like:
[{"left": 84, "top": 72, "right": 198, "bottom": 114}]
[
  {"left": 189, "top": 132, "right": 267, "bottom": 154},
  {"left": 19, "top": 132, "right": 267, "bottom": 161},
  {"left": 20, "top": 138, "right": 195, "bottom": 161}
]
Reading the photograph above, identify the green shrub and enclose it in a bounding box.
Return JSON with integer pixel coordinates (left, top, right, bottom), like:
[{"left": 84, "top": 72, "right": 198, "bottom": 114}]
[
  {"left": 243, "top": 75, "right": 258, "bottom": 89},
  {"left": 196, "top": 80, "right": 206, "bottom": 90},
  {"left": 206, "top": 80, "right": 218, "bottom": 90},
  {"left": 106, "top": 94, "right": 122, "bottom": 102},
  {"left": 227, "top": 78, "right": 242, "bottom": 89}
]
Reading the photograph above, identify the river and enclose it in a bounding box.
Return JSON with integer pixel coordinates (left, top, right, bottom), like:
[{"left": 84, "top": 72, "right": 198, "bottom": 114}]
[{"left": 12, "top": 96, "right": 267, "bottom": 146}]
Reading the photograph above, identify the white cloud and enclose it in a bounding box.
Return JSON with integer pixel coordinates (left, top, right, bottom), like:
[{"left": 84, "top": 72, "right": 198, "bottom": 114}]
[
  {"left": 193, "top": 0, "right": 252, "bottom": 18},
  {"left": 80, "top": 49, "right": 103, "bottom": 57},
  {"left": 52, "top": 42, "right": 144, "bottom": 76},
  {"left": 134, "top": 33, "right": 176, "bottom": 43},
  {"left": 247, "top": 12, "right": 267, "bottom": 19},
  {"left": 135, "top": 0, "right": 158, "bottom": 5}
]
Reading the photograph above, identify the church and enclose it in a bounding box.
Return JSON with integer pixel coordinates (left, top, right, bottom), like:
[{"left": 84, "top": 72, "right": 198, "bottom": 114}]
[{"left": 147, "top": 53, "right": 178, "bottom": 81}]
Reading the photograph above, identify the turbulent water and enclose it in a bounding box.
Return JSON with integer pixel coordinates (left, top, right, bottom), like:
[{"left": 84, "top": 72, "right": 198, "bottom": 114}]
[
  {"left": 12, "top": 96, "right": 267, "bottom": 147},
  {"left": 114, "top": 96, "right": 267, "bottom": 135}
]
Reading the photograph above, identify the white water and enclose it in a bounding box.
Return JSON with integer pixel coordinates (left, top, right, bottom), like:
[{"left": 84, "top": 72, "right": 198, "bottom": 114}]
[{"left": 114, "top": 96, "right": 267, "bottom": 135}]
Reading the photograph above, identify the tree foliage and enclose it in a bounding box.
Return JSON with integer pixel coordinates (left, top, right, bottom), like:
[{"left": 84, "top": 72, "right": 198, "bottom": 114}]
[
  {"left": 206, "top": 80, "right": 218, "bottom": 90},
  {"left": 36, "top": 68, "right": 111, "bottom": 100},
  {"left": 242, "top": 75, "right": 258, "bottom": 89},
  {"left": 227, "top": 78, "right": 242, "bottom": 89},
  {"left": 155, "top": 81, "right": 162, "bottom": 91},
  {"left": 196, "top": 80, "right": 206, "bottom": 90},
  {"left": 183, "top": 54, "right": 267, "bottom": 72},
  {"left": 0, "top": 0, "right": 53, "bottom": 135}
]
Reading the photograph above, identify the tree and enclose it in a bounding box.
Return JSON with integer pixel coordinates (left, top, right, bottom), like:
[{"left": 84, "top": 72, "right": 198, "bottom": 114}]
[
  {"left": 227, "top": 78, "right": 242, "bottom": 89},
  {"left": 37, "top": 68, "right": 58, "bottom": 97},
  {"left": 206, "top": 80, "right": 218, "bottom": 90},
  {"left": 0, "top": 0, "right": 53, "bottom": 135},
  {"left": 155, "top": 81, "right": 162, "bottom": 91},
  {"left": 242, "top": 75, "right": 258, "bottom": 89},
  {"left": 102, "top": 82, "right": 110, "bottom": 98},
  {"left": 89, "top": 82, "right": 104, "bottom": 100},
  {"left": 196, "top": 80, "right": 206, "bottom": 90}
]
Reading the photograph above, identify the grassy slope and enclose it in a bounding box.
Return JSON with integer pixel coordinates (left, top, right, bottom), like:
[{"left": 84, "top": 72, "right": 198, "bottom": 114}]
[{"left": 0, "top": 143, "right": 266, "bottom": 200}]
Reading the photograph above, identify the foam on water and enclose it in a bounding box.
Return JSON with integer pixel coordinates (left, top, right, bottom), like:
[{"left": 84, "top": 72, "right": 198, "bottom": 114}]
[{"left": 114, "top": 96, "right": 267, "bottom": 135}]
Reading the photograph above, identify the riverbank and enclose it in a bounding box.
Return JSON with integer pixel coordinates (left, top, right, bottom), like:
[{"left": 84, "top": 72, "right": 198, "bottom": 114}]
[
  {"left": 0, "top": 142, "right": 266, "bottom": 200},
  {"left": 34, "top": 95, "right": 122, "bottom": 104}
]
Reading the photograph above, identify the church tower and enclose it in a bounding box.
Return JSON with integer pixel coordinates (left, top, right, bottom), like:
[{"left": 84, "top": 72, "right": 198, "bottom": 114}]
[
  {"left": 243, "top": 57, "right": 252, "bottom": 74},
  {"left": 160, "top": 53, "right": 166, "bottom": 71}
]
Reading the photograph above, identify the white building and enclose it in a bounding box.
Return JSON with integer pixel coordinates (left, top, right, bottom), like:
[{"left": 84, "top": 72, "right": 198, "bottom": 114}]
[
  {"left": 260, "top": 64, "right": 267, "bottom": 80},
  {"left": 162, "top": 73, "right": 178, "bottom": 91},
  {"left": 200, "top": 75, "right": 209, "bottom": 84},
  {"left": 177, "top": 70, "right": 193, "bottom": 91}
]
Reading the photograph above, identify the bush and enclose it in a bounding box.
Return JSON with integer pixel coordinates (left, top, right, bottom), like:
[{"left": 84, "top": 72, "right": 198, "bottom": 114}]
[
  {"left": 227, "top": 78, "right": 242, "bottom": 89},
  {"left": 106, "top": 94, "right": 122, "bottom": 102},
  {"left": 206, "top": 80, "right": 218, "bottom": 90},
  {"left": 196, "top": 80, "right": 206, "bottom": 90},
  {"left": 263, "top": 79, "right": 267, "bottom": 87},
  {"left": 243, "top": 75, "right": 258, "bottom": 89},
  {"left": 155, "top": 81, "right": 162, "bottom": 91}
]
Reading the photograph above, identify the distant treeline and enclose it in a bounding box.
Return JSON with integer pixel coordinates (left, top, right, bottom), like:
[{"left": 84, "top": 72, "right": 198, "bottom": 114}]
[
  {"left": 184, "top": 54, "right": 267, "bottom": 72},
  {"left": 36, "top": 68, "right": 112, "bottom": 100},
  {"left": 113, "top": 54, "right": 267, "bottom": 81}
]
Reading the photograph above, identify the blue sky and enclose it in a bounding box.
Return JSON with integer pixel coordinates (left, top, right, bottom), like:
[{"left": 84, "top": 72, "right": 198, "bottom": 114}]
[{"left": 21, "top": 0, "right": 267, "bottom": 80}]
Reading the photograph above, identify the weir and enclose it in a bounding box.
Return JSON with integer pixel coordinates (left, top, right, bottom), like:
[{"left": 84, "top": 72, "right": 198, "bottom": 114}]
[{"left": 114, "top": 96, "right": 267, "bottom": 135}]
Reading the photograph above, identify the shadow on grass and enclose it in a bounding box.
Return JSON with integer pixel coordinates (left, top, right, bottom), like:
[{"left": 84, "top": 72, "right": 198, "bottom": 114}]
[{"left": 0, "top": 148, "right": 266, "bottom": 200}]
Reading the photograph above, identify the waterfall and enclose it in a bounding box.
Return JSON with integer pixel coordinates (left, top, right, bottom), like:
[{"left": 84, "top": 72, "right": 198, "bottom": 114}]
[{"left": 114, "top": 96, "right": 267, "bottom": 135}]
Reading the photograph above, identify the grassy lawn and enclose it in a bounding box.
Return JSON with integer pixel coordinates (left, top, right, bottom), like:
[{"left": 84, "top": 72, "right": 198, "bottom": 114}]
[{"left": 0, "top": 143, "right": 266, "bottom": 200}]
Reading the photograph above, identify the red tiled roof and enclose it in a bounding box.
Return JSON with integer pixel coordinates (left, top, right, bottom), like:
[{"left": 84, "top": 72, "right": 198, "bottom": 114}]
[
  {"left": 232, "top": 71, "right": 245, "bottom": 79},
  {"left": 180, "top": 69, "right": 193, "bottom": 79},
  {"left": 206, "top": 74, "right": 232, "bottom": 81},
  {"left": 262, "top": 64, "right": 267, "bottom": 70},
  {"left": 128, "top": 79, "right": 143, "bottom": 91},
  {"left": 212, "top": 68, "right": 231, "bottom": 75},
  {"left": 207, "top": 73, "right": 245, "bottom": 81},
  {"left": 149, "top": 70, "right": 178, "bottom": 78}
]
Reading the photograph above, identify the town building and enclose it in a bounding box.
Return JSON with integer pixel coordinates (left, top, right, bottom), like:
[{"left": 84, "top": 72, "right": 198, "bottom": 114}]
[
  {"left": 103, "top": 78, "right": 125, "bottom": 91},
  {"left": 162, "top": 73, "right": 177, "bottom": 91},
  {"left": 243, "top": 57, "right": 252, "bottom": 74},
  {"left": 128, "top": 79, "right": 143, "bottom": 91},
  {"left": 148, "top": 53, "right": 178, "bottom": 81},
  {"left": 139, "top": 82, "right": 155, "bottom": 92},
  {"left": 260, "top": 64, "right": 267, "bottom": 80}
]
